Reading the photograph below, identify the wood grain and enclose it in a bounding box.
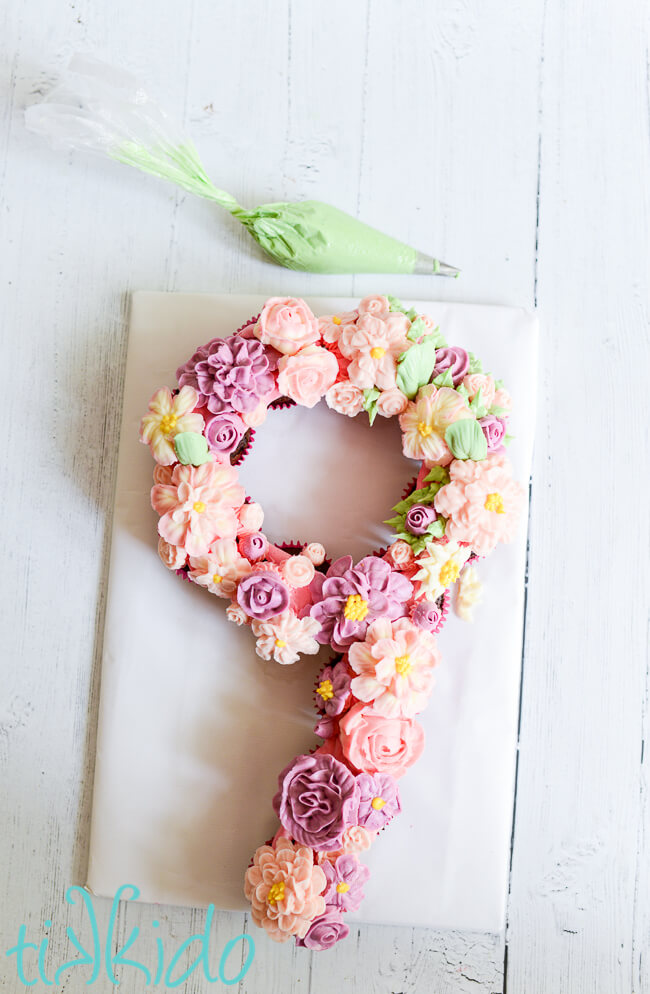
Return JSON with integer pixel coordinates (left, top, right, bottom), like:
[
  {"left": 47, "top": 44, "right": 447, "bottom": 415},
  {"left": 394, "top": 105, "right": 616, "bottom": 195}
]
[{"left": 1, "top": 0, "right": 648, "bottom": 991}]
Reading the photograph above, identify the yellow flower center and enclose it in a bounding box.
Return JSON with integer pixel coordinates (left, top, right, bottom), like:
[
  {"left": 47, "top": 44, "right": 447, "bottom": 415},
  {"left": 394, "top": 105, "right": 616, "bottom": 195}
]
[
  {"left": 417, "top": 421, "right": 432, "bottom": 437},
  {"left": 193, "top": 501, "right": 206, "bottom": 514},
  {"left": 395, "top": 654, "right": 412, "bottom": 676},
  {"left": 275, "top": 639, "right": 286, "bottom": 648},
  {"left": 336, "top": 882, "right": 350, "bottom": 894},
  {"left": 370, "top": 346, "right": 386, "bottom": 360},
  {"left": 159, "top": 413, "right": 178, "bottom": 436},
  {"left": 317, "top": 679, "right": 334, "bottom": 702},
  {"left": 484, "top": 492, "right": 505, "bottom": 514},
  {"left": 332, "top": 316, "right": 342, "bottom": 325},
  {"left": 371, "top": 796, "right": 386, "bottom": 811},
  {"left": 267, "top": 880, "right": 285, "bottom": 906},
  {"left": 439, "top": 559, "right": 461, "bottom": 587},
  {"left": 212, "top": 574, "right": 222, "bottom": 584},
  {"left": 343, "top": 594, "right": 369, "bottom": 622}
]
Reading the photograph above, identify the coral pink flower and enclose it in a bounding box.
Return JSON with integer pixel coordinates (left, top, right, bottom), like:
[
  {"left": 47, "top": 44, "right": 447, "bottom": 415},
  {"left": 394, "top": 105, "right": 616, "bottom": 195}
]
[
  {"left": 462, "top": 373, "right": 496, "bottom": 409},
  {"left": 348, "top": 618, "right": 440, "bottom": 718},
  {"left": 399, "top": 384, "right": 473, "bottom": 465},
  {"left": 188, "top": 539, "right": 252, "bottom": 597},
  {"left": 254, "top": 297, "right": 320, "bottom": 355},
  {"left": 139, "top": 385, "right": 204, "bottom": 465},
  {"left": 339, "top": 703, "right": 425, "bottom": 779},
  {"left": 357, "top": 294, "right": 391, "bottom": 320},
  {"left": 339, "top": 313, "right": 410, "bottom": 390},
  {"left": 376, "top": 387, "right": 408, "bottom": 418},
  {"left": 151, "top": 462, "right": 245, "bottom": 557},
  {"left": 325, "top": 379, "right": 365, "bottom": 417},
  {"left": 277, "top": 345, "right": 339, "bottom": 408},
  {"left": 244, "top": 837, "right": 327, "bottom": 943},
  {"left": 319, "top": 311, "right": 358, "bottom": 345},
  {"left": 434, "top": 452, "right": 524, "bottom": 555},
  {"left": 493, "top": 386, "right": 513, "bottom": 412}
]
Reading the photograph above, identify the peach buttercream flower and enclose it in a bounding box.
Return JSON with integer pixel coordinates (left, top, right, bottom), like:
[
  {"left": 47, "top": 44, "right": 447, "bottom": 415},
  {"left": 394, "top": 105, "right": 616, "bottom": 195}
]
[
  {"left": 376, "top": 387, "right": 409, "bottom": 418},
  {"left": 241, "top": 399, "right": 270, "bottom": 428},
  {"left": 325, "top": 379, "right": 364, "bottom": 417},
  {"left": 357, "top": 294, "right": 391, "bottom": 320},
  {"left": 244, "top": 836, "right": 327, "bottom": 942},
  {"left": 462, "top": 373, "right": 496, "bottom": 409},
  {"left": 302, "top": 542, "right": 326, "bottom": 566},
  {"left": 385, "top": 540, "right": 415, "bottom": 571},
  {"left": 252, "top": 610, "right": 321, "bottom": 664},
  {"left": 339, "top": 703, "right": 425, "bottom": 779},
  {"left": 151, "top": 462, "right": 245, "bottom": 557},
  {"left": 281, "top": 555, "right": 315, "bottom": 588},
  {"left": 434, "top": 452, "right": 524, "bottom": 555},
  {"left": 139, "top": 386, "right": 205, "bottom": 465},
  {"left": 158, "top": 537, "right": 187, "bottom": 570},
  {"left": 492, "top": 387, "right": 513, "bottom": 412},
  {"left": 318, "top": 826, "right": 376, "bottom": 862},
  {"left": 188, "top": 539, "right": 252, "bottom": 597},
  {"left": 226, "top": 603, "right": 248, "bottom": 626},
  {"left": 319, "top": 311, "right": 358, "bottom": 345},
  {"left": 277, "top": 345, "right": 339, "bottom": 408},
  {"left": 348, "top": 618, "right": 440, "bottom": 718},
  {"left": 153, "top": 464, "right": 174, "bottom": 485},
  {"left": 339, "top": 313, "right": 410, "bottom": 390},
  {"left": 254, "top": 297, "right": 320, "bottom": 355},
  {"left": 399, "top": 384, "right": 473, "bottom": 465},
  {"left": 413, "top": 539, "right": 472, "bottom": 600},
  {"left": 238, "top": 501, "right": 264, "bottom": 533}
]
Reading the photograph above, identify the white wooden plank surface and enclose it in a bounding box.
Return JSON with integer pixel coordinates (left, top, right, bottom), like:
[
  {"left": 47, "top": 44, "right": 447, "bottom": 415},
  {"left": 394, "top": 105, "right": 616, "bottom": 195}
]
[{"left": 1, "top": 0, "right": 648, "bottom": 992}]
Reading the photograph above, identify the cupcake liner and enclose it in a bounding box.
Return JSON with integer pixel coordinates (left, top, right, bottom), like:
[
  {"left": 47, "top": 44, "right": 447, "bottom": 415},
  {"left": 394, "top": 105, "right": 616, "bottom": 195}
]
[
  {"left": 231, "top": 427, "right": 256, "bottom": 467},
  {"left": 269, "top": 396, "right": 296, "bottom": 410},
  {"left": 432, "top": 588, "right": 450, "bottom": 635}
]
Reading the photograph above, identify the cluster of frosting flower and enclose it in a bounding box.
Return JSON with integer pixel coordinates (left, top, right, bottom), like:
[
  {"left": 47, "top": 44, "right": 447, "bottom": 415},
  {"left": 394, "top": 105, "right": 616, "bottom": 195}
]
[{"left": 139, "top": 293, "right": 525, "bottom": 949}]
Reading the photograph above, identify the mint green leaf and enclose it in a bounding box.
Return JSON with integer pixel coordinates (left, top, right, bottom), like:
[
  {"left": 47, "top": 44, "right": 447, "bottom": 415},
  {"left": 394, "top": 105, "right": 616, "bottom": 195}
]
[
  {"left": 423, "top": 465, "right": 450, "bottom": 485},
  {"left": 396, "top": 337, "right": 438, "bottom": 399},
  {"left": 469, "top": 387, "right": 488, "bottom": 419},
  {"left": 407, "top": 317, "right": 427, "bottom": 342},
  {"left": 467, "top": 351, "right": 483, "bottom": 374},
  {"left": 174, "top": 432, "right": 212, "bottom": 466},
  {"left": 433, "top": 368, "right": 454, "bottom": 388},
  {"left": 504, "top": 433, "right": 514, "bottom": 446},
  {"left": 489, "top": 405, "right": 509, "bottom": 417},
  {"left": 362, "top": 387, "right": 380, "bottom": 410},
  {"left": 494, "top": 378, "right": 505, "bottom": 390},
  {"left": 429, "top": 517, "right": 446, "bottom": 538},
  {"left": 387, "top": 294, "right": 404, "bottom": 313},
  {"left": 456, "top": 383, "right": 470, "bottom": 401},
  {"left": 445, "top": 420, "right": 488, "bottom": 461}
]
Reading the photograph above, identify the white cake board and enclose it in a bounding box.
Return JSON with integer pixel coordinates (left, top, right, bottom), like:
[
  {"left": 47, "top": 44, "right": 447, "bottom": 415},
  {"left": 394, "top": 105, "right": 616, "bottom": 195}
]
[{"left": 87, "top": 292, "right": 537, "bottom": 932}]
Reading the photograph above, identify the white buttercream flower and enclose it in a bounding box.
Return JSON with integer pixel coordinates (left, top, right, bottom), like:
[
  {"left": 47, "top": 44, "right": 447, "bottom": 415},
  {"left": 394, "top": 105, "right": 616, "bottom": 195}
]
[
  {"left": 188, "top": 539, "right": 252, "bottom": 597},
  {"left": 252, "top": 611, "right": 321, "bottom": 664},
  {"left": 455, "top": 565, "right": 483, "bottom": 621},
  {"left": 413, "top": 540, "right": 472, "bottom": 600}
]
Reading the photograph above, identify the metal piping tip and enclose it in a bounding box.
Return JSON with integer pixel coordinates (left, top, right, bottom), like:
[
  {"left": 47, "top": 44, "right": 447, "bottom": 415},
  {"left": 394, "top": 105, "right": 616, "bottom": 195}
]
[{"left": 414, "top": 252, "right": 461, "bottom": 277}]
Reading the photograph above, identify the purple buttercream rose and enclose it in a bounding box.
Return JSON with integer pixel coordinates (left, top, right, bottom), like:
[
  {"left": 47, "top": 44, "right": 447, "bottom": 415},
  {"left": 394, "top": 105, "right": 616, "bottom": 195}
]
[
  {"left": 295, "top": 908, "right": 350, "bottom": 950},
  {"left": 321, "top": 854, "right": 370, "bottom": 912},
  {"left": 177, "top": 332, "right": 277, "bottom": 415},
  {"left": 238, "top": 532, "right": 268, "bottom": 562},
  {"left": 205, "top": 412, "right": 246, "bottom": 455},
  {"left": 478, "top": 415, "right": 507, "bottom": 452},
  {"left": 315, "top": 660, "right": 352, "bottom": 717},
  {"left": 310, "top": 556, "right": 413, "bottom": 653},
  {"left": 432, "top": 346, "right": 469, "bottom": 386},
  {"left": 237, "top": 571, "right": 289, "bottom": 620},
  {"left": 273, "top": 753, "right": 360, "bottom": 851},
  {"left": 356, "top": 772, "right": 401, "bottom": 831},
  {"left": 405, "top": 503, "right": 438, "bottom": 536},
  {"left": 411, "top": 599, "right": 442, "bottom": 633}
]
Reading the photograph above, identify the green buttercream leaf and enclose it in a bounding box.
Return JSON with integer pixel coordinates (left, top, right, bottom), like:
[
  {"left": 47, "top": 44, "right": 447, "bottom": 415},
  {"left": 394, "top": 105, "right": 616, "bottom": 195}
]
[
  {"left": 174, "top": 432, "right": 212, "bottom": 465},
  {"left": 405, "top": 308, "right": 419, "bottom": 321},
  {"left": 423, "top": 465, "right": 450, "bottom": 484},
  {"left": 362, "top": 387, "right": 380, "bottom": 411},
  {"left": 430, "top": 517, "right": 446, "bottom": 538},
  {"left": 489, "top": 405, "right": 509, "bottom": 417},
  {"left": 396, "top": 337, "right": 438, "bottom": 399},
  {"left": 387, "top": 295, "right": 405, "bottom": 313},
  {"left": 495, "top": 378, "right": 505, "bottom": 390},
  {"left": 445, "top": 420, "right": 488, "bottom": 461},
  {"left": 469, "top": 387, "right": 488, "bottom": 419},
  {"left": 504, "top": 433, "right": 514, "bottom": 446},
  {"left": 367, "top": 404, "right": 378, "bottom": 426},
  {"left": 456, "top": 383, "right": 470, "bottom": 401},
  {"left": 407, "top": 317, "right": 426, "bottom": 342},
  {"left": 467, "top": 351, "right": 483, "bottom": 374},
  {"left": 433, "top": 367, "right": 454, "bottom": 388}
]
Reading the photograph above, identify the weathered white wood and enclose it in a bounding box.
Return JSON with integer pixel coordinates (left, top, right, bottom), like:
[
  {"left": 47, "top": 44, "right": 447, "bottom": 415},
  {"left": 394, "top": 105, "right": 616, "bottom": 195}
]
[
  {"left": 505, "top": 0, "right": 650, "bottom": 991},
  {"left": 2, "top": 0, "right": 649, "bottom": 990}
]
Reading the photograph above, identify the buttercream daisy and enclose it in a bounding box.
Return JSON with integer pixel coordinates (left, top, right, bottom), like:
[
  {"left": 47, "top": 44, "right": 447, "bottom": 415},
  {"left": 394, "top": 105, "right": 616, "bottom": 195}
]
[{"left": 139, "top": 385, "right": 204, "bottom": 465}]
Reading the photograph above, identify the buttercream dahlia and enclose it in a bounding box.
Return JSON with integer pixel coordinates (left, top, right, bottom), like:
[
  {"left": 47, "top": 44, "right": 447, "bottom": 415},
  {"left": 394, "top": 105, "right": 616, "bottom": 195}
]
[{"left": 244, "top": 837, "right": 327, "bottom": 943}]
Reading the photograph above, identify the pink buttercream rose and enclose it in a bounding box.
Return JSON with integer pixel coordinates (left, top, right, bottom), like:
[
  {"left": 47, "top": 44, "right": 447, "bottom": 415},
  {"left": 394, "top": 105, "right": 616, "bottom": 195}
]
[
  {"left": 493, "top": 387, "right": 513, "bottom": 412},
  {"left": 158, "top": 537, "right": 187, "bottom": 570},
  {"left": 376, "top": 387, "right": 408, "bottom": 418},
  {"left": 338, "top": 703, "right": 425, "bottom": 779},
  {"left": 238, "top": 501, "right": 264, "bottom": 532},
  {"left": 254, "top": 297, "right": 320, "bottom": 356},
  {"left": 277, "top": 345, "right": 339, "bottom": 408},
  {"left": 282, "top": 555, "right": 315, "bottom": 588},
  {"left": 385, "top": 540, "right": 415, "bottom": 571},
  {"left": 357, "top": 294, "right": 390, "bottom": 320},
  {"left": 325, "top": 379, "right": 365, "bottom": 417},
  {"left": 302, "top": 542, "right": 326, "bottom": 566},
  {"left": 462, "top": 374, "right": 496, "bottom": 409}
]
